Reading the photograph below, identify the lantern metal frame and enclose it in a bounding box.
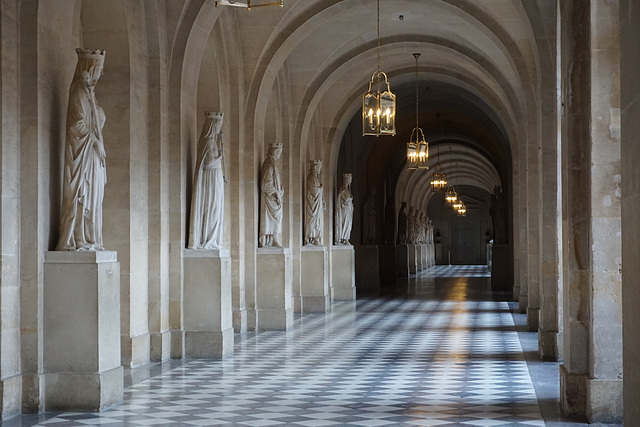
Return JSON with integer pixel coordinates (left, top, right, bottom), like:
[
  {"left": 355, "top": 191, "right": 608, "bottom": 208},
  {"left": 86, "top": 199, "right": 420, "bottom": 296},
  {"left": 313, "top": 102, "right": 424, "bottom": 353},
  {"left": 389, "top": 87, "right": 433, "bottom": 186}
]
[{"left": 362, "top": 0, "right": 396, "bottom": 136}]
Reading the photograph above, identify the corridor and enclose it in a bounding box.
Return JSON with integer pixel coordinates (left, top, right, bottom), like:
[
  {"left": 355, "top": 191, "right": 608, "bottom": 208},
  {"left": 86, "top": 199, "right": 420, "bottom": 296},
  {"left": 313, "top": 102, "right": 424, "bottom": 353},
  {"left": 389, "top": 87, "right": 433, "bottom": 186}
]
[{"left": 13, "top": 266, "right": 593, "bottom": 426}]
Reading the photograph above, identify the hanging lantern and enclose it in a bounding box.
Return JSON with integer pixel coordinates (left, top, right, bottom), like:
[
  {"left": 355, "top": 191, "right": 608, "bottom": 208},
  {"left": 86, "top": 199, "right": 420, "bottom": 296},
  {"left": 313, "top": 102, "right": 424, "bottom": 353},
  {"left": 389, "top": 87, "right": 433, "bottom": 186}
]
[
  {"left": 406, "top": 53, "right": 428, "bottom": 168},
  {"left": 363, "top": 71, "right": 396, "bottom": 136},
  {"left": 457, "top": 201, "right": 467, "bottom": 216},
  {"left": 430, "top": 163, "right": 447, "bottom": 191},
  {"left": 407, "top": 128, "right": 428, "bottom": 170},
  {"left": 445, "top": 185, "right": 457, "bottom": 204},
  {"left": 362, "top": 0, "right": 396, "bottom": 136}
]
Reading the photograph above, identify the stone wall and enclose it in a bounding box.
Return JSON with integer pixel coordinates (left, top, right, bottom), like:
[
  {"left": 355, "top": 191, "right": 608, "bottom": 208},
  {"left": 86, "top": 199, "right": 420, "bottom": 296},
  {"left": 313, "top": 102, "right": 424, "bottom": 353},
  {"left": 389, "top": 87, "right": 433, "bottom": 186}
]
[{"left": 620, "top": 0, "right": 640, "bottom": 423}]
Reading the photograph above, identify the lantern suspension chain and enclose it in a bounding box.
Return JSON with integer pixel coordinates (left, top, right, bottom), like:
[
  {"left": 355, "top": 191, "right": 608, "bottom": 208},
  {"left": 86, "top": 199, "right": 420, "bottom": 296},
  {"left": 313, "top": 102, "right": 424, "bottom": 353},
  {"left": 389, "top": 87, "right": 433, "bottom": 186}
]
[
  {"left": 414, "top": 53, "right": 419, "bottom": 133},
  {"left": 377, "top": 0, "right": 380, "bottom": 74}
]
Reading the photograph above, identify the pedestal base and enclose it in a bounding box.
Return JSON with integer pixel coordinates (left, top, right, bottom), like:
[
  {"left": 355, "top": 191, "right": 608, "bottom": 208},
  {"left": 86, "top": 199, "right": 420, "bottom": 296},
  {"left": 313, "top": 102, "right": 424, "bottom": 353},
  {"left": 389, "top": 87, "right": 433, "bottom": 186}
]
[
  {"left": 183, "top": 249, "right": 234, "bottom": 358},
  {"left": 256, "top": 248, "right": 293, "bottom": 330},
  {"left": 43, "top": 251, "right": 122, "bottom": 411},
  {"left": 559, "top": 365, "right": 623, "bottom": 423},
  {"left": 396, "top": 245, "right": 410, "bottom": 277},
  {"left": 491, "top": 244, "right": 513, "bottom": 291},
  {"left": 416, "top": 245, "right": 423, "bottom": 271},
  {"left": 301, "top": 246, "right": 329, "bottom": 313},
  {"left": 526, "top": 307, "right": 540, "bottom": 332},
  {"left": 44, "top": 367, "right": 123, "bottom": 412},
  {"left": 586, "top": 379, "right": 623, "bottom": 423},
  {"left": 356, "top": 245, "right": 379, "bottom": 292},
  {"left": 408, "top": 245, "right": 417, "bottom": 274},
  {"left": 331, "top": 245, "right": 355, "bottom": 301}
]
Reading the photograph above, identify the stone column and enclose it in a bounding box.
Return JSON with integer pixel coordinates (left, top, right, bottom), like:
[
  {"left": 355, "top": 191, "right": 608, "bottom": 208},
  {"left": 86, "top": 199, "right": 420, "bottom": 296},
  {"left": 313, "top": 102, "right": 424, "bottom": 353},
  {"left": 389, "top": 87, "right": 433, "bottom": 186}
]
[
  {"left": 332, "top": 245, "right": 356, "bottom": 301},
  {"left": 356, "top": 244, "right": 380, "bottom": 292},
  {"left": 300, "top": 246, "right": 330, "bottom": 312},
  {"left": 559, "top": 1, "right": 623, "bottom": 422},
  {"left": 621, "top": 1, "right": 640, "bottom": 423},
  {"left": 396, "top": 244, "right": 410, "bottom": 277},
  {"left": 256, "top": 247, "right": 293, "bottom": 330},
  {"left": 43, "top": 251, "right": 123, "bottom": 411},
  {"left": 182, "top": 249, "right": 233, "bottom": 358}
]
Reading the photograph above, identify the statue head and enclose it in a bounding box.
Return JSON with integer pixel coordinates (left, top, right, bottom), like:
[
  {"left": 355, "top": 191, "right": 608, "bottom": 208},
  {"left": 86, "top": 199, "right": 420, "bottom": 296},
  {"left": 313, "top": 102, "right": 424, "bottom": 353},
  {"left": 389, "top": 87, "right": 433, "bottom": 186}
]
[
  {"left": 268, "top": 142, "right": 283, "bottom": 159},
  {"left": 309, "top": 159, "right": 322, "bottom": 173},
  {"left": 74, "top": 48, "right": 106, "bottom": 86},
  {"left": 205, "top": 111, "right": 224, "bottom": 134},
  {"left": 342, "top": 173, "right": 352, "bottom": 185}
]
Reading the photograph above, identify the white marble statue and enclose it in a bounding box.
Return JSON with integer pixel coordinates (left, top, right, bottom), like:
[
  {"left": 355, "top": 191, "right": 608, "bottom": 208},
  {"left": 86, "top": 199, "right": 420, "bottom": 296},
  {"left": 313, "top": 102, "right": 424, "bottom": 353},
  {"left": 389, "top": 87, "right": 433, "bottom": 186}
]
[
  {"left": 188, "top": 112, "right": 227, "bottom": 249},
  {"left": 397, "top": 201, "right": 408, "bottom": 244},
  {"left": 56, "top": 48, "right": 107, "bottom": 251},
  {"left": 259, "top": 143, "right": 284, "bottom": 247},
  {"left": 363, "top": 187, "right": 377, "bottom": 244},
  {"left": 304, "top": 160, "right": 324, "bottom": 245},
  {"left": 419, "top": 212, "right": 427, "bottom": 244},
  {"left": 335, "top": 173, "right": 354, "bottom": 245},
  {"left": 407, "top": 207, "right": 417, "bottom": 244},
  {"left": 427, "top": 218, "right": 434, "bottom": 244}
]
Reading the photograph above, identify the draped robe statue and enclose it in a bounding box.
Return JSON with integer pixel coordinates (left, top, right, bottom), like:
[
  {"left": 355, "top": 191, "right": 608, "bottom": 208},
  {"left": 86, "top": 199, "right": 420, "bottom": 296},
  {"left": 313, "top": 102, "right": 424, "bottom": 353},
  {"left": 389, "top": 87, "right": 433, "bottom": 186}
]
[
  {"left": 188, "top": 112, "right": 226, "bottom": 249},
  {"left": 362, "top": 187, "right": 377, "bottom": 244},
  {"left": 335, "top": 173, "right": 354, "bottom": 245},
  {"left": 56, "top": 49, "right": 107, "bottom": 251},
  {"left": 259, "top": 143, "right": 284, "bottom": 247},
  {"left": 304, "top": 160, "right": 324, "bottom": 245},
  {"left": 397, "top": 202, "right": 408, "bottom": 244},
  {"left": 490, "top": 185, "right": 507, "bottom": 244},
  {"left": 407, "top": 207, "right": 418, "bottom": 244}
]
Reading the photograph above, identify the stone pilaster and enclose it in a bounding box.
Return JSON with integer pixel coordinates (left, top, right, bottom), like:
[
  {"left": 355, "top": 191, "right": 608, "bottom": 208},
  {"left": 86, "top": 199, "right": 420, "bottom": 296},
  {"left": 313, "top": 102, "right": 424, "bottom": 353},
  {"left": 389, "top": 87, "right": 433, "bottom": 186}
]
[
  {"left": 560, "top": 1, "right": 623, "bottom": 422},
  {"left": 620, "top": 0, "right": 640, "bottom": 423}
]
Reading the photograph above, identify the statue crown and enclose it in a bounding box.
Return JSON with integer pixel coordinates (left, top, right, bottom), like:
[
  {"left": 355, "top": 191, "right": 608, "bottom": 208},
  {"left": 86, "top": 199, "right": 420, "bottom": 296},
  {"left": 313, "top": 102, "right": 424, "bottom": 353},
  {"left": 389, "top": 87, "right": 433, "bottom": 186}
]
[{"left": 269, "top": 142, "right": 283, "bottom": 149}]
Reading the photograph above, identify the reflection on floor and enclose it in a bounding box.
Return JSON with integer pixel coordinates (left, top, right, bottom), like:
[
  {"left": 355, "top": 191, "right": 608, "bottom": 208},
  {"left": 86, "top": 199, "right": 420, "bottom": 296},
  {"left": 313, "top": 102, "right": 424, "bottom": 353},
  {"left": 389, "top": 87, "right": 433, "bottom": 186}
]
[{"left": 8, "top": 265, "right": 614, "bottom": 426}]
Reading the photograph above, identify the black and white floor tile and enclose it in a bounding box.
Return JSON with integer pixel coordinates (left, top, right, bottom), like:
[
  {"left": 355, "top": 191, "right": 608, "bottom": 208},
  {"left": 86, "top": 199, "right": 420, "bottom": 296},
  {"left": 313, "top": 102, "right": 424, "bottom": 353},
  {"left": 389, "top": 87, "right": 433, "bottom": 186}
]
[{"left": 10, "top": 265, "right": 586, "bottom": 426}]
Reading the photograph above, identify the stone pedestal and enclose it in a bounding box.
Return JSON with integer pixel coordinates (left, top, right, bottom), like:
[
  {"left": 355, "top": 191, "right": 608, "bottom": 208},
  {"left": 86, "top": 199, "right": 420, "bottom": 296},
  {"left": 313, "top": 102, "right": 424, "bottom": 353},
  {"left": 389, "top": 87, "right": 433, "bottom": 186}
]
[
  {"left": 435, "top": 243, "right": 443, "bottom": 264},
  {"left": 416, "top": 244, "right": 423, "bottom": 271},
  {"left": 491, "top": 244, "right": 512, "bottom": 291},
  {"left": 256, "top": 247, "right": 293, "bottom": 330},
  {"left": 301, "top": 245, "right": 330, "bottom": 312},
  {"left": 408, "top": 244, "right": 418, "bottom": 274},
  {"left": 356, "top": 245, "right": 379, "bottom": 293},
  {"left": 378, "top": 244, "right": 396, "bottom": 282},
  {"left": 43, "top": 251, "right": 123, "bottom": 412},
  {"left": 421, "top": 244, "right": 428, "bottom": 269},
  {"left": 331, "top": 245, "right": 355, "bottom": 301},
  {"left": 428, "top": 244, "right": 435, "bottom": 266},
  {"left": 396, "top": 245, "right": 410, "bottom": 277},
  {"left": 183, "top": 249, "right": 233, "bottom": 359}
]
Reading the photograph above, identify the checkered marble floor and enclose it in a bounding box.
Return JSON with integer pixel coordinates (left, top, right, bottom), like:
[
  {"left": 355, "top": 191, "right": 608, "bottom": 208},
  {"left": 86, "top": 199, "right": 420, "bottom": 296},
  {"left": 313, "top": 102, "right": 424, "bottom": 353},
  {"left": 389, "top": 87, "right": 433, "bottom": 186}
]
[{"left": 20, "top": 266, "right": 548, "bottom": 426}]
